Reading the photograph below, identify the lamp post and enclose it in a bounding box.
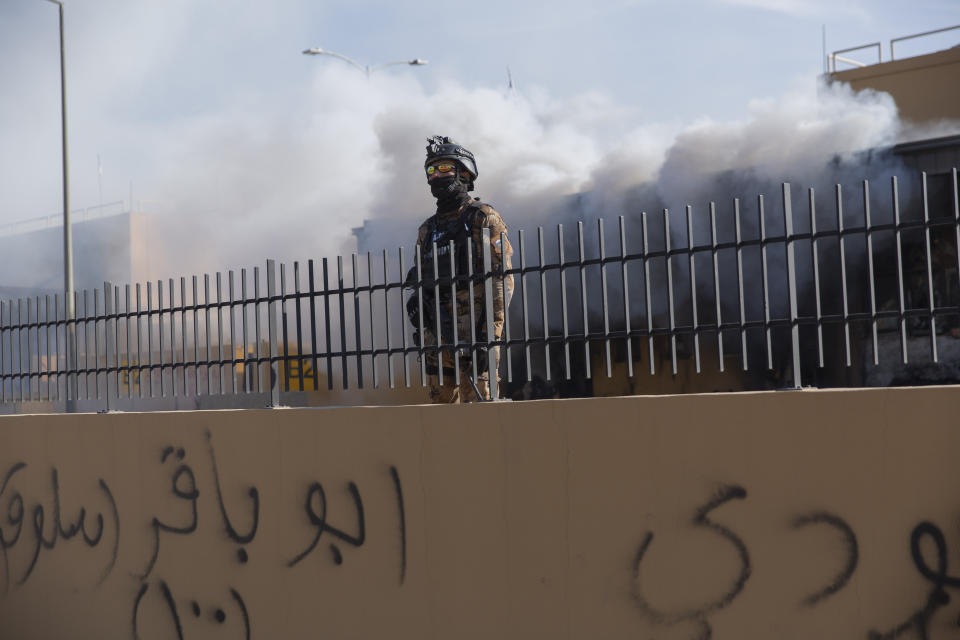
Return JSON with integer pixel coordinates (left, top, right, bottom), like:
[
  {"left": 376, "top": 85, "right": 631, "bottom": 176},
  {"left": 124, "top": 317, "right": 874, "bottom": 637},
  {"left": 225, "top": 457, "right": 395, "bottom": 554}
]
[
  {"left": 44, "top": 0, "right": 76, "bottom": 408},
  {"left": 301, "top": 47, "right": 428, "bottom": 77}
]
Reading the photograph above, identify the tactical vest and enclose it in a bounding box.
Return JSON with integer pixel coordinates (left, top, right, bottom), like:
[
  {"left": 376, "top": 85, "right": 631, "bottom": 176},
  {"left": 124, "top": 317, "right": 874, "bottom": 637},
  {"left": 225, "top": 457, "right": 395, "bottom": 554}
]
[
  {"left": 419, "top": 200, "right": 488, "bottom": 289},
  {"left": 411, "top": 201, "right": 493, "bottom": 377}
]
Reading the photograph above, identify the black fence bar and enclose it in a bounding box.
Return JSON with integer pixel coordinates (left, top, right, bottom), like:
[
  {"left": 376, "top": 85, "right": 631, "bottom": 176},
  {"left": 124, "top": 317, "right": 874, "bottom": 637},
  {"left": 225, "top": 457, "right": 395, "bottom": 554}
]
[
  {"left": 157, "top": 281, "right": 165, "bottom": 397},
  {"left": 397, "top": 250, "right": 409, "bottom": 388},
  {"left": 1, "top": 170, "right": 959, "bottom": 412},
  {"left": 783, "top": 183, "right": 801, "bottom": 389},
  {"left": 169, "top": 278, "right": 178, "bottom": 396},
  {"left": 954, "top": 167, "right": 960, "bottom": 304},
  {"left": 351, "top": 254, "right": 363, "bottom": 390},
  {"left": 686, "top": 206, "right": 701, "bottom": 374},
  {"left": 368, "top": 252, "right": 379, "bottom": 390},
  {"left": 466, "top": 236, "right": 480, "bottom": 386},
  {"left": 519, "top": 229, "right": 531, "bottom": 382},
  {"left": 642, "top": 212, "right": 654, "bottom": 375},
  {"left": 709, "top": 204, "right": 724, "bottom": 373},
  {"left": 281, "top": 263, "right": 290, "bottom": 393},
  {"left": 216, "top": 273, "right": 225, "bottom": 394},
  {"left": 863, "top": 181, "right": 879, "bottom": 366},
  {"left": 104, "top": 284, "right": 112, "bottom": 407},
  {"left": 228, "top": 271, "right": 237, "bottom": 395},
  {"left": 181, "top": 276, "right": 189, "bottom": 394},
  {"left": 144, "top": 282, "right": 152, "bottom": 398},
  {"left": 734, "top": 199, "right": 748, "bottom": 371},
  {"left": 267, "top": 260, "right": 279, "bottom": 407},
  {"left": 205, "top": 274, "right": 213, "bottom": 395},
  {"left": 559, "top": 223, "right": 571, "bottom": 379},
  {"left": 892, "top": 177, "right": 908, "bottom": 364},
  {"left": 921, "top": 172, "right": 939, "bottom": 362},
  {"left": 759, "top": 195, "right": 773, "bottom": 371},
  {"left": 809, "top": 188, "right": 825, "bottom": 368},
  {"left": 836, "top": 185, "right": 852, "bottom": 367},
  {"left": 578, "top": 222, "right": 591, "bottom": 379},
  {"left": 599, "top": 218, "right": 612, "bottom": 378},
  {"left": 664, "top": 209, "right": 677, "bottom": 376},
  {"left": 322, "top": 259, "right": 333, "bottom": 391},
  {"left": 539, "top": 227, "right": 551, "bottom": 382}
]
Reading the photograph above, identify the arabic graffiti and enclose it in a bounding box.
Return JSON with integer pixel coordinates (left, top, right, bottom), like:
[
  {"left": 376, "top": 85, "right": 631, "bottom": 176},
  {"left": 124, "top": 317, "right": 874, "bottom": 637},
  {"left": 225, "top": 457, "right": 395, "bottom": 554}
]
[
  {"left": 206, "top": 430, "right": 259, "bottom": 565},
  {"left": 141, "top": 447, "right": 198, "bottom": 580},
  {"left": 390, "top": 465, "right": 407, "bottom": 586},
  {"left": 132, "top": 580, "right": 251, "bottom": 640},
  {"left": 868, "top": 521, "right": 960, "bottom": 640},
  {"left": 287, "top": 480, "right": 366, "bottom": 567},
  {"left": 630, "top": 485, "right": 960, "bottom": 639},
  {"left": 631, "top": 484, "right": 750, "bottom": 640},
  {"left": 790, "top": 511, "right": 859, "bottom": 607},
  {"left": 2, "top": 428, "right": 958, "bottom": 640},
  {"left": 0, "top": 427, "right": 407, "bottom": 640},
  {"left": 0, "top": 462, "right": 119, "bottom": 593},
  {"left": 124, "top": 431, "right": 408, "bottom": 638}
]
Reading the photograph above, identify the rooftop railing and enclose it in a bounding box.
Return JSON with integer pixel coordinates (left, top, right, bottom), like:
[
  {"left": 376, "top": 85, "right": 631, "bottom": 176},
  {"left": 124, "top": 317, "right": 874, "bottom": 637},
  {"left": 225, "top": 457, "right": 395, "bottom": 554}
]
[{"left": 828, "top": 24, "right": 960, "bottom": 72}]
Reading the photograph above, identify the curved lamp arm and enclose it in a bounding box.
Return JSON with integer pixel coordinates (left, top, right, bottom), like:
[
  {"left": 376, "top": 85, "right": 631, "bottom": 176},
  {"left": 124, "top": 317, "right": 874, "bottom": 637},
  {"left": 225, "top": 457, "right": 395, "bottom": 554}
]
[
  {"left": 368, "top": 59, "right": 429, "bottom": 73},
  {"left": 302, "top": 47, "right": 367, "bottom": 74}
]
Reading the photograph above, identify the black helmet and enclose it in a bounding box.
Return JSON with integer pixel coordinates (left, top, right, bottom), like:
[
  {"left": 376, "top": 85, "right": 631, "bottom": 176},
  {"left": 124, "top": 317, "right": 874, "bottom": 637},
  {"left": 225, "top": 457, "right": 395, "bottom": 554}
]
[{"left": 425, "top": 135, "right": 478, "bottom": 190}]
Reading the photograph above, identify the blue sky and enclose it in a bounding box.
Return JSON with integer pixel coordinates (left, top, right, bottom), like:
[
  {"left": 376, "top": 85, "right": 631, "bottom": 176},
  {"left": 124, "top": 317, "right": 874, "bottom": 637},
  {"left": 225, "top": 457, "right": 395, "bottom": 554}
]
[{"left": 0, "top": 0, "right": 957, "bottom": 270}]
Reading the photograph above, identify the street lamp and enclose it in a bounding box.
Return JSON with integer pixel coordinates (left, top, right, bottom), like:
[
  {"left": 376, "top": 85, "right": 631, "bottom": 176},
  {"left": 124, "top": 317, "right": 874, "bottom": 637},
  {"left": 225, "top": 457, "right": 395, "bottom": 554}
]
[
  {"left": 301, "top": 47, "right": 428, "bottom": 78},
  {"left": 43, "top": 0, "right": 76, "bottom": 407}
]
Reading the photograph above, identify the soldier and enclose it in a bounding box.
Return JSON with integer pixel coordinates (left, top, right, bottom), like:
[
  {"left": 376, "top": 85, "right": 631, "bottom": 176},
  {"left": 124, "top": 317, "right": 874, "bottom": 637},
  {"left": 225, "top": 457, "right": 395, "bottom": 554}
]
[{"left": 407, "top": 135, "right": 513, "bottom": 403}]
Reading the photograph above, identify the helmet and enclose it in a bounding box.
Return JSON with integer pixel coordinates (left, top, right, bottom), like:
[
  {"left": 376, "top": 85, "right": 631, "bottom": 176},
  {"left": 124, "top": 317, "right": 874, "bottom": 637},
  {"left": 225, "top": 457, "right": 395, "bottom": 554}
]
[{"left": 425, "top": 135, "right": 478, "bottom": 190}]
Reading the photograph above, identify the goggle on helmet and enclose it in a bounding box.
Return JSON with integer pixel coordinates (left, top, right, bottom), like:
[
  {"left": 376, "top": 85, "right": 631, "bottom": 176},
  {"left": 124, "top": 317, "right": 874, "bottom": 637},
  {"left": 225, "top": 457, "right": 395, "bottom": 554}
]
[{"left": 425, "top": 135, "right": 478, "bottom": 190}]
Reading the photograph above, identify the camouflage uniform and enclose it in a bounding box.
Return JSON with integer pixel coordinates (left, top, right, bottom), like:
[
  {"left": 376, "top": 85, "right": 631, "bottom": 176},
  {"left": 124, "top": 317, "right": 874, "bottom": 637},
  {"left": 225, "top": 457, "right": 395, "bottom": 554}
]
[{"left": 415, "top": 199, "right": 513, "bottom": 402}]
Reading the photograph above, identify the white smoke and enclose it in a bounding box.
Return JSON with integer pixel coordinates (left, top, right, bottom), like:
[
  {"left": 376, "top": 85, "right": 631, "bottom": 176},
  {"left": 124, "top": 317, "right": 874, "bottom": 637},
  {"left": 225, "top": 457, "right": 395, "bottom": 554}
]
[
  {"left": 655, "top": 80, "right": 901, "bottom": 210},
  {"left": 137, "top": 69, "right": 905, "bottom": 280},
  {"left": 0, "top": 49, "right": 911, "bottom": 286}
]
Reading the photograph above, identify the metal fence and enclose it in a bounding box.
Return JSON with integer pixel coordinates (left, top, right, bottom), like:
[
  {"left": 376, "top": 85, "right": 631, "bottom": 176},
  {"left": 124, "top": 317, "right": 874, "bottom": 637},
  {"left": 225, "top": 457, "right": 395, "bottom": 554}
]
[{"left": 0, "top": 169, "right": 958, "bottom": 413}]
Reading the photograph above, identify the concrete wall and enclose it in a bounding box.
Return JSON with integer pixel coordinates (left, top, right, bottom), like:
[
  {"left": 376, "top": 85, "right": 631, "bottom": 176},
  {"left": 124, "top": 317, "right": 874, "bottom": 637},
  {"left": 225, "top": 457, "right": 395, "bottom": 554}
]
[
  {"left": 0, "top": 387, "right": 958, "bottom": 639},
  {"left": 829, "top": 47, "right": 960, "bottom": 125}
]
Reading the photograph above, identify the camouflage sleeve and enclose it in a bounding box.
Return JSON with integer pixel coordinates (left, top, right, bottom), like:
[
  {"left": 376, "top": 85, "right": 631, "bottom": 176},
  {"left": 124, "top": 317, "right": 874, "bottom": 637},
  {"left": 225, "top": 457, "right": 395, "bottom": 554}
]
[
  {"left": 475, "top": 205, "right": 514, "bottom": 333},
  {"left": 410, "top": 219, "right": 432, "bottom": 334},
  {"left": 415, "top": 220, "right": 429, "bottom": 254}
]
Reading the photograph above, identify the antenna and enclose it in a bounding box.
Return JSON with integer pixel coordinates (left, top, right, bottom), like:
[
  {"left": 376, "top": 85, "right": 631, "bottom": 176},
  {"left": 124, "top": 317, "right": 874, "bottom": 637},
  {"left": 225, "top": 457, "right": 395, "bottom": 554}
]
[
  {"left": 822, "top": 25, "right": 827, "bottom": 74},
  {"left": 506, "top": 66, "right": 514, "bottom": 91},
  {"left": 97, "top": 153, "right": 103, "bottom": 212}
]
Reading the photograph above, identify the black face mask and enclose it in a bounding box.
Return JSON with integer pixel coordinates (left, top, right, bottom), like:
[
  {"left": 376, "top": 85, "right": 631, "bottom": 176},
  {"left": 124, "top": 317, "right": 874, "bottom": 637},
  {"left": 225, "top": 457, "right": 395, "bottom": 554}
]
[{"left": 430, "top": 176, "right": 470, "bottom": 213}]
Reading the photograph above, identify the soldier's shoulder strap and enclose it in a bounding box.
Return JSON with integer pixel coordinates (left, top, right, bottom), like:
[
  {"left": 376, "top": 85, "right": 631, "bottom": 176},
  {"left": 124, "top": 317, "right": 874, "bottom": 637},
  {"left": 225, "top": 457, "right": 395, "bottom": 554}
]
[
  {"left": 461, "top": 198, "right": 496, "bottom": 229},
  {"left": 416, "top": 215, "right": 435, "bottom": 246}
]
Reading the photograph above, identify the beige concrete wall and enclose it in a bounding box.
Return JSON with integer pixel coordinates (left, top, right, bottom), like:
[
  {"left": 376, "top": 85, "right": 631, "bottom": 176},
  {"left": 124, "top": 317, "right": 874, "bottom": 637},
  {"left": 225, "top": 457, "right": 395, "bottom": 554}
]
[
  {"left": 829, "top": 47, "right": 960, "bottom": 125},
  {"left": 0, "top": 387, "right": 959, "bottom": 639}
]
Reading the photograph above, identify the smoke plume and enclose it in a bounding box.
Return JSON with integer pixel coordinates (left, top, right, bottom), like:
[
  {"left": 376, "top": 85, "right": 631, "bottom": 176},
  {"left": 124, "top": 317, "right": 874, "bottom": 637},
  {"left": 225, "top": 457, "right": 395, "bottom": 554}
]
[{"left": 138, "top": 67, "right": 904, "bottom": 275}]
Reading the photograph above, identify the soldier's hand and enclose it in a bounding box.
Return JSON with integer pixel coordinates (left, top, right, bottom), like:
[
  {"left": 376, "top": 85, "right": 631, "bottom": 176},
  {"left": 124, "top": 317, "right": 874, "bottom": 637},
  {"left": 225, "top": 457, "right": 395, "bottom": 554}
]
[{"left": 412, "top": 330, "right": 421, "bottom": 347}]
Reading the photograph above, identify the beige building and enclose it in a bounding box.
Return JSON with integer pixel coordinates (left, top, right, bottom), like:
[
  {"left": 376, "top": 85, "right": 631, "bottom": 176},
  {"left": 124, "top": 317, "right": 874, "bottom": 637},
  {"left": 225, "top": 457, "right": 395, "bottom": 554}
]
[
  {"left": 0, "top": 206, "right": 155, "bottom": 300},
  {"left": 827, "top": 34, "right": 960, "bottom": 127}
]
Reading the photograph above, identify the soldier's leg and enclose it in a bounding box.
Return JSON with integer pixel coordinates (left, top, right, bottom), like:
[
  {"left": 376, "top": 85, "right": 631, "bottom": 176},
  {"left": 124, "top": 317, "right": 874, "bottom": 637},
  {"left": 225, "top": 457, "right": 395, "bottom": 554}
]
[
  {"left": 423, "top": 330, "right": 456, "bottom": 403},
  {"left": 467, "top": 348, "right": 501, "bottom": 402},
  {"left": 428, "top": 373, "right": 460, "bottom": 404},
  {"left": 463, "top": 375, "right": 489, "bottom": 401},
  {"left": 470, "top": 344, "right": 501, "bottom": 401}
]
